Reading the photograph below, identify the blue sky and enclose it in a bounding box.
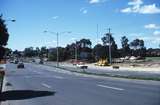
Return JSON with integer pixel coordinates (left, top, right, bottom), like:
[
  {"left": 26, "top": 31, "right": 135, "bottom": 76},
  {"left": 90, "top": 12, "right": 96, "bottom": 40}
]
[{"left": 1, "top": 0, "right": 160, "bottom": 51}]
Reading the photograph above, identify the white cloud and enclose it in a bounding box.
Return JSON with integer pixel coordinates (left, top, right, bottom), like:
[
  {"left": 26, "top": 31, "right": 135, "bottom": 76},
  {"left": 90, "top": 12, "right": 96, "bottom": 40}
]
[
  {"left": 89, "top": 0, "right": 100, "bottom": 4},
  {"left": 80, "top": 8, "right": 88, "bottom": 14},
  {"left": 52, "top": 16, "right": 59, "bottom": 19},
  {"left": 153, "top": 30, "right": 160, "bottom": 36},
  {"left": 121, "top": 0, "right": 160, "bottom": 14},
  {"left": 121, "top": 7, "right": 132, "bottom": 13},
  {"left": 144, "top": 24, "right": 160, "bottom": 29},
  {"left": 128, "top": 0, "right": 143, "bottom": 6},
  {"left": 139, "top": 4, "right": 160, "bottom": 14},
  {"left": 89, "top": 0, "right": 106, "bottom": 4},
  {"left": 140, "top": 36, "right": 160, "bottom": 44},
  {"left": 83, "top": 10, "right": 88, "bottom": 14}
]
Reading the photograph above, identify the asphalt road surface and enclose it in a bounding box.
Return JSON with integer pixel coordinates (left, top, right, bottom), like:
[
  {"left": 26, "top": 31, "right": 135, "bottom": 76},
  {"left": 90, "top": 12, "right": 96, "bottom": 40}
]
[{"left": 1, "top": 63, "right": 160, "bottom": 105}]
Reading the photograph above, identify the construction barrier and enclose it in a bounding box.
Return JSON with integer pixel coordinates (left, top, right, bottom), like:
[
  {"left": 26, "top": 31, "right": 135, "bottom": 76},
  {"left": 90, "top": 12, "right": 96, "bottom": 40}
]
[{"left": 0, "top": 59, "right": 6, "bottom": 93}]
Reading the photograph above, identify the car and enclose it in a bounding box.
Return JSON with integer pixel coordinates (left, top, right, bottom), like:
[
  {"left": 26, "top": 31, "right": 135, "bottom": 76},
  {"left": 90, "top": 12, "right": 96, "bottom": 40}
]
[
  {"left": 9, "top": 60, "right": 14, "bottom": 63},
  {"left": 14, "top": 60, "right": 19, "bottom": 64},
  {"left": 17, "top": 62, "right": 24, "bottom": 69},
  {"left": 32, "top": 59, "right": 35, "bottom": 62},
  {"left": 76, "top": 62, "right": 88, "bottom": 69},
  {"left": 39, "top": 60, "right": 44, "bottom": 64}
]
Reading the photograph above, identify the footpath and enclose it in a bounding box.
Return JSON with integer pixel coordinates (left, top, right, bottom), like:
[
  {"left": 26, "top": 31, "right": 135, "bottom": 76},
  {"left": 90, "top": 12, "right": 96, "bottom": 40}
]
[{"left": 44, "top": 61, "right": 160, "bottom": 81}]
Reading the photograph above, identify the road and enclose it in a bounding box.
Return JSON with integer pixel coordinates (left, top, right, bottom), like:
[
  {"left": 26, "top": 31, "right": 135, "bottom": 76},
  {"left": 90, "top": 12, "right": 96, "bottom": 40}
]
[{"left": 1, "top": 63, "right": 160, "bottom": 105}]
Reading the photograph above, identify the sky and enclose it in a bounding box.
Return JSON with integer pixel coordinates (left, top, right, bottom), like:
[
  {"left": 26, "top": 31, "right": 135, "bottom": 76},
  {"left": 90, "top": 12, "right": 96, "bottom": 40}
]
[{"left": 0, "top": 0, "right": 160, "bottom": 51}]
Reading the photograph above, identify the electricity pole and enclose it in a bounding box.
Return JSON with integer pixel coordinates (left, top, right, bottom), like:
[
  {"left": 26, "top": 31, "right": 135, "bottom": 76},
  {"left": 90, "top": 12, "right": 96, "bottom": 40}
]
[
  {"left": 97, "top": 24, "right": 99, "bottom": 44},
  {"left": 75, "top": 41, "right": 78, "bottom": 62},
  {"left": 108, "top": 28, "right": 112, "bottom": 65},
  {"left": 56, "top": 32, "right": 59, "bottom": 67}
]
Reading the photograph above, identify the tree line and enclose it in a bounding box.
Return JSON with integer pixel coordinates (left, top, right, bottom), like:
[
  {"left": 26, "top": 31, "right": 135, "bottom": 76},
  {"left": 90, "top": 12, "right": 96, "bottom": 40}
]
[{"left": 10, "top": 33, "right": 160, "bottom": 62}]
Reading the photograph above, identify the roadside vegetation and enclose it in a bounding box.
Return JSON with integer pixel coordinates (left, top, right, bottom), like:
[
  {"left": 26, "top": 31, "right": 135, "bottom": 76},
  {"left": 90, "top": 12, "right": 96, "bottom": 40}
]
[
  {"left": 0, "top": 15, "right": 9, "bottom": 60},
  {"left": 9, "top": 32, "right": 160, "bottom": 65}
]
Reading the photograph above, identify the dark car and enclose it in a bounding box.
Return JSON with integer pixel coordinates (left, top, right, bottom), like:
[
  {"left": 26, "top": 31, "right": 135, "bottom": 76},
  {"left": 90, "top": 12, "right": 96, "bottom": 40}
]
[
  {"left": 17, "top": 62, "right": 24, "bottom": 69},
  {"left": 39, "top": 60, "right": 44, "bottom": 64},
  {"left": 14, "top": 60, "right": 19, "bottom": 64}
]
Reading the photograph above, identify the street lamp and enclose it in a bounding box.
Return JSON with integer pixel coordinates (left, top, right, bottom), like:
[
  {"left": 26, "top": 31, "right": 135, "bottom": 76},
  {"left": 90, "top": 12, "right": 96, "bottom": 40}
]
[
  {"left": 74, "top": 40, "right": 78, "bottom": 62},
  {"left": 5, "top": 19, "right": 16, "bottom": 22},
  {"left": 44, "top": 31, "right": 71, "bottom": 67},
  {"left": 106, "top": 28, "right": 112, "bottom": 65}
]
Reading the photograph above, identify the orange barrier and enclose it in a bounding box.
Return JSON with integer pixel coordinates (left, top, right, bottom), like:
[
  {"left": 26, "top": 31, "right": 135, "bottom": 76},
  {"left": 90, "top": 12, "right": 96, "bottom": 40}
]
[
  {"left": 0, "top": 59, "right": 6, "bottom": 93},
  {"left": 0, "top": 59, "right": 6, "bottom": 64}
]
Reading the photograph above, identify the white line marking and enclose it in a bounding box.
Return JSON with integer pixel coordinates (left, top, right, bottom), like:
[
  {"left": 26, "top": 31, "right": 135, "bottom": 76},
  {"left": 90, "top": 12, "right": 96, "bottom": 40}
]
[
  {"left": 97, "top": 84, "right": 124, "bottom": 91},
  {"left": 41, "top": 83, "right": 51, "bottom": 89},
  {"left": 53, "top": 76, "right": 64, "bottom": 79},
  {"left": 33, "top": 71, "right": 42, "bottom": 74}
]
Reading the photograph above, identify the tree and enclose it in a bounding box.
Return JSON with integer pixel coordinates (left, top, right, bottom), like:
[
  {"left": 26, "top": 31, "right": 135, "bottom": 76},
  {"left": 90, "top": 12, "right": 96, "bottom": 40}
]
[
  {"left": 101, "top": 33, "right": 118, "bottom": 58},
  {"left": 12, "top": 50, "right": 22, "bottom": 57},
  {"left": 92, "top": 44, "right": 107, "bottom": 61},
  {"left": 5, "top": 48, "right": 12, "bottom": 57},
  {"left": 121, "top": 36, "right": 130, "bottom": 57},
  {"left": 35, "top": 47, "right": 40, "bottom": 57},
  {"left": 77, "top": 39, "right": 92, "bottom": 60},
  {"left": 0, "top": 15, "right": 9, "bottom": 59},
  {"left": 78, "top": 39, "right": 92, "bottom": 48},
  {"left": 130, "top": 39, "right": 146, "bottom": 57},
  {"left": 24, "top": 47, "right": 35, "bottom": 57},
  {"left": 130, "top": 39, "right": 144, "bottom": 50},
  {"left": 48, "top": 47, "right": 66, "bottom": 61},
  {"left": 40, "top": 46, "right": 48, "bottom": 57}
]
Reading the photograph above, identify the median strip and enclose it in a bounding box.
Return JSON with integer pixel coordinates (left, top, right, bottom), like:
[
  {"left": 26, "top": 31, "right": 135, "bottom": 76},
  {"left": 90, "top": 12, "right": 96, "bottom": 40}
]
[{"left": 36, "top": 63, "right": 160, "bottom": 81}]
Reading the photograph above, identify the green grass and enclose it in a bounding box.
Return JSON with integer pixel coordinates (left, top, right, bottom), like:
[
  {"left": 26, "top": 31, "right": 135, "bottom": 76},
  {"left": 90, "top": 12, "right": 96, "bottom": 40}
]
[{"left": 145, "top": 57, "right": 160, "bottom": 61}]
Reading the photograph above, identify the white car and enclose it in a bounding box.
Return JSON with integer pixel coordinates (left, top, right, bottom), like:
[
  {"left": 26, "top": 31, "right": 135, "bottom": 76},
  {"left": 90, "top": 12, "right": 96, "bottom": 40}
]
[{"left": 76, "top": 62, "right": 88, "bottom": 69}]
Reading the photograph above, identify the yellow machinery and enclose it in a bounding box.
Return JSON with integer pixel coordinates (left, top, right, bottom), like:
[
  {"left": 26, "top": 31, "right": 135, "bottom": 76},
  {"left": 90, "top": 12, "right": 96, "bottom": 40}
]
[{"left": 95, "top": 59, "right": 109, "bottom": 66}]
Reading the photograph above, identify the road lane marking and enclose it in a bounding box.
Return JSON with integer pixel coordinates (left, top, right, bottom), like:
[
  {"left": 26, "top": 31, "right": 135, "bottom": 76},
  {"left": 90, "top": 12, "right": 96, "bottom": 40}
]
[
  {"left": 41, "top": 83, "right": 52, "bottom": 89},
  {"left": 33, "top": 71, "right": 42, "bottom": 74},
  {"left": 53, "top": 76, "right": 64, "bottom": 79},
  {"left": 97, "top": 84, "right": 124, "bottom": 91}
]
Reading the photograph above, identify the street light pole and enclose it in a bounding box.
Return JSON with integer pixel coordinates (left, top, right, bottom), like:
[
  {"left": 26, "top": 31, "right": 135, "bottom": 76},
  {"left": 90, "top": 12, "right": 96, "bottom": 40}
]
[
  {"left": 44, "top": 31, "right": 71, "bottom": 67},
  {"left": 75, "top": 41, "right": 78, "bottom": 62},
  {"left": 108, "top": 28, "right": 112, "bottom": 65},
  {"left": 56, "top": 32, "right": 59, "bottom": 67}
]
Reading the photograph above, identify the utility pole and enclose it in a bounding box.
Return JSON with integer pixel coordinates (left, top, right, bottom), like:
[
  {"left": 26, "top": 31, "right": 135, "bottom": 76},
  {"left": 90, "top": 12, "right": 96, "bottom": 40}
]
[
  {"left": 56, "top": 32, "right": 59, "bottom": 67},
  {"left": 75, "top": 41, "right": 78, "bottom": 62},
  {"left": 97, "top": 24, "right": 99, "bottom": 44},
  {"left": 44, "top": 31, "right": 71, "bottom": 67},
  {"left": 108, "top": 28, "right": 112, "bottom": 65}
]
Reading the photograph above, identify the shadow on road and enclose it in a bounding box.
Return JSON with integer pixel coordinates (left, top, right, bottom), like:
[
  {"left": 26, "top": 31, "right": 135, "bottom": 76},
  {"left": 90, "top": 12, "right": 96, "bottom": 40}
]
[{"left": 0, "top": 90, "right": 55, "bottom": 101}]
